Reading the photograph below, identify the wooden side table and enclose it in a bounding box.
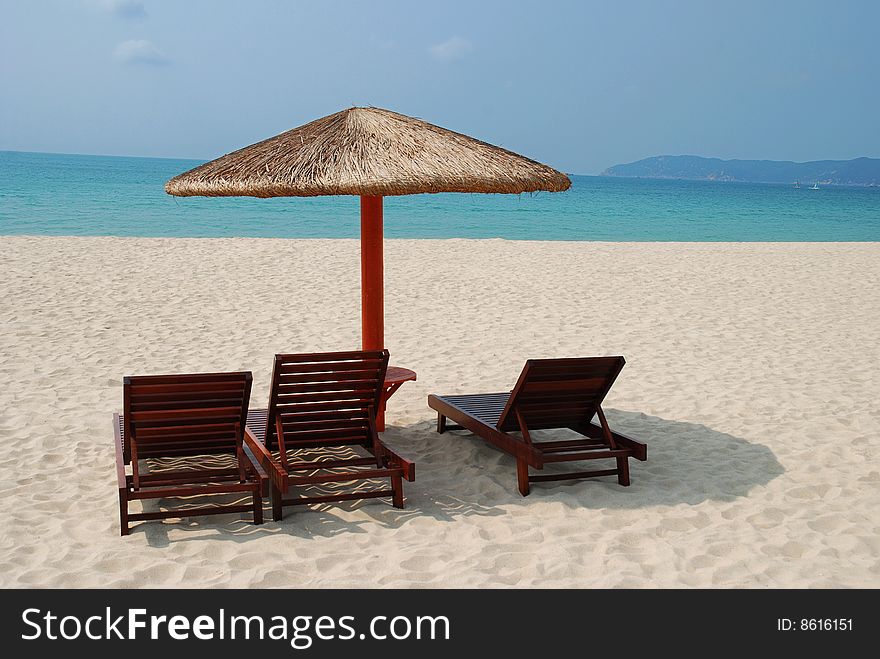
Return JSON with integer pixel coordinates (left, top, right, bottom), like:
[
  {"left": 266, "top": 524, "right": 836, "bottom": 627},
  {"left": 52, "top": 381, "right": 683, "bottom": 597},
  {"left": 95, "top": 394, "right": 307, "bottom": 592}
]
[{"left": 378, "top": 366, "right": 417, "bottom": 431}]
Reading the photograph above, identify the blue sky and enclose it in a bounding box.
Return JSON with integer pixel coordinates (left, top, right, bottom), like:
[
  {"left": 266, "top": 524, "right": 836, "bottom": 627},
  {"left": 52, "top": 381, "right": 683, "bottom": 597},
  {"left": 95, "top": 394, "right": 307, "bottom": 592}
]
[{"left": 1, "top": 0, "right": 878, "bottom": 173}]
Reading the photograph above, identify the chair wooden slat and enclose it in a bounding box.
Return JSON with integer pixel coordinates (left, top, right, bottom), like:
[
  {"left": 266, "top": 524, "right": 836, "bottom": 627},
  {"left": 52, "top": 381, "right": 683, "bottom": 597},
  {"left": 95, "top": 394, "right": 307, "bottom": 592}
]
[
  {"left": 277, "top": 359, "right": 386, "bottom": 374},
  {"left": 128, "top": 381, "right": 247, "bottom": 395},
  {"left": 275, "top": 391, "right": 379, "bottom": 404},
  {"left": 277, "top": 370, "right": 381, "bottom": 384},
  {"left": 274, "top": 400, "right": 376, "bottom": 414},
  {"left": 129, "top": 406, "right": 244, "bottom": 423},
  {"left": 275, "top": 380, "right": 380, "bottom": 394}
]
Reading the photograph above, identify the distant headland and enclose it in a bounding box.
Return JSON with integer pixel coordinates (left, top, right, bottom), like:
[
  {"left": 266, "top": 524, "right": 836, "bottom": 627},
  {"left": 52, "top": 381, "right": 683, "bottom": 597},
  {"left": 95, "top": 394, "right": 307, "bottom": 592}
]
[{"left": 601, "top": 155, "right": 880, "bottom": 186}]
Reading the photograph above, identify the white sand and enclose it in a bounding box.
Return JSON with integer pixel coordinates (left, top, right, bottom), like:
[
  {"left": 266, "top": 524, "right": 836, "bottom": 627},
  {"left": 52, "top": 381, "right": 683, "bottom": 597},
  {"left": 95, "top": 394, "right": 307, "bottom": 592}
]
[{"left": 0, "top": 236, "right": 878, "bottom": 588}]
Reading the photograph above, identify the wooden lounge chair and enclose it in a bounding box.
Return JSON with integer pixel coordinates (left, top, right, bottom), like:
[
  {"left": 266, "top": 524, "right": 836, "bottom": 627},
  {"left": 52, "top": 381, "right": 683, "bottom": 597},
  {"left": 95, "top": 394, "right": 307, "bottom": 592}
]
[
  {"left": 113, "top": 371, "right": 267, "bottom": 536},
  {"left": 428, "top": 356, "right": 647, "bottom": 495},
  {"left": 243, "top": 350, "right": 415, "bottom": 521}
]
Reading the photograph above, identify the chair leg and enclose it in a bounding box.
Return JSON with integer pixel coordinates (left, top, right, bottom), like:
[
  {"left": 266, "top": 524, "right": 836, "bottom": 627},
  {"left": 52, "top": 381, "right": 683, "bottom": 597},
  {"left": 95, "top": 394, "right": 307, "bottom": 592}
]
[
  {"left": 616, "top": 456, "right": 631, "bottom": 486},
  {"left": 118, "top": 487, "right": 130, "bottom": 536},
  {"left": 391, "top": 473, "right": 404, "bottom": 509},
  {"left": 437, "top": 413, "right": 447, "bottom": 434},
  {"left": 252, "top": 487, "right": 263, "bottom": 525},
  {"left": 271, "top": 483, "right": 283, "bottom": 521},
  {"left": 516, "top": 459, "right": 530, "bottom": 496},
  {"left": 373, "top": 441, "right": 384, "bottom": 469}
]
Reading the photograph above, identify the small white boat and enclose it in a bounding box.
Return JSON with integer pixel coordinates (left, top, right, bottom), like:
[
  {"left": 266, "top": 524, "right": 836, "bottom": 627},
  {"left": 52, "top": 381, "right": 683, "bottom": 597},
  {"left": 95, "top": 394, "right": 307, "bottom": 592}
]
[
  {"left": 794, "top": 181, "right": 800, "bottom": 188},
  {"left": 811, "top": 182, "right": 820, "bottom": 190}
]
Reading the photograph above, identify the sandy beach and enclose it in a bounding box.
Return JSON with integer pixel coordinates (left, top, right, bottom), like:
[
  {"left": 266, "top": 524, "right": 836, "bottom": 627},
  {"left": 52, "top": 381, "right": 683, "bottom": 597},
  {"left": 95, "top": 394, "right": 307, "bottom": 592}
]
[{"left": 0, "top": 236, "right": 878, "bottom": 588}]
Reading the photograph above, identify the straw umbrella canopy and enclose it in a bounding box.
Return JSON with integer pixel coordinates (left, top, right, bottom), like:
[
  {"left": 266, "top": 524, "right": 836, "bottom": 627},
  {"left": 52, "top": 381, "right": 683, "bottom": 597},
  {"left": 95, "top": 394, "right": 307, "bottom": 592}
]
[{"left": 166, "top": 106, "right": 570, "bottom": 352}]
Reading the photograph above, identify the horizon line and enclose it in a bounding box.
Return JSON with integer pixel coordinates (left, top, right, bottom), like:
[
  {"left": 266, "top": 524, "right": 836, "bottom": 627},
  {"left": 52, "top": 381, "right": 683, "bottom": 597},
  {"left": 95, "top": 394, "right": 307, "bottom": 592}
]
[{"left": 3, "top": 148, "right": 879, "bottom": 177}]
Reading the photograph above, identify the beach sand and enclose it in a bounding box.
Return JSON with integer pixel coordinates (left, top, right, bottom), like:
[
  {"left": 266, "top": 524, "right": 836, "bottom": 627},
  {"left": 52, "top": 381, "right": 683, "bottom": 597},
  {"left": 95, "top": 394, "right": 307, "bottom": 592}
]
[{"left": 0, "top": 236, "right": 878, "bottom": 588}]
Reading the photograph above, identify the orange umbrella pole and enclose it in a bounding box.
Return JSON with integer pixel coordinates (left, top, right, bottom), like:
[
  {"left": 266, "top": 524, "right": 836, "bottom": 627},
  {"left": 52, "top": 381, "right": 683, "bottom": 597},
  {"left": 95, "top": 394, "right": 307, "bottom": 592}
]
[{"left": 360, "top": 195, "right": 384, "bottom": 351}]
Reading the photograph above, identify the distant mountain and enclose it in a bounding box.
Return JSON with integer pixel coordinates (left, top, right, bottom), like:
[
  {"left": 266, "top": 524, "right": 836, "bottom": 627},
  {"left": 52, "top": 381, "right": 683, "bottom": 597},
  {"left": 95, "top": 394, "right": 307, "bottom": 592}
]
[{"left": 601, "top": 155, "right": 880, "bottom": 186}]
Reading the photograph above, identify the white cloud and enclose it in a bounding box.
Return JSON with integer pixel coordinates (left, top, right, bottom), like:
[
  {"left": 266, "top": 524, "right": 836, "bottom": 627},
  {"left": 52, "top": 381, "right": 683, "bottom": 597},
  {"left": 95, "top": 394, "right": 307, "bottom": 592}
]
[
  {"left": 114, "top": 39, "right": 168, "bottom": 65},
  {"left": 94, "top": 0, "right": 147, "bottom": 19},
  {"left": 429, "top": 36, "right": 474, "bottom": 61}
]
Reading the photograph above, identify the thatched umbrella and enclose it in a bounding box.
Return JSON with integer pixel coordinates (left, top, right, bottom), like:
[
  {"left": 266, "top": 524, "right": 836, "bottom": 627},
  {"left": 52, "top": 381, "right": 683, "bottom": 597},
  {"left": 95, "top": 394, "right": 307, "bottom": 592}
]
[{"left": 166, "top": 106, "right": 569, "bottom": 354}]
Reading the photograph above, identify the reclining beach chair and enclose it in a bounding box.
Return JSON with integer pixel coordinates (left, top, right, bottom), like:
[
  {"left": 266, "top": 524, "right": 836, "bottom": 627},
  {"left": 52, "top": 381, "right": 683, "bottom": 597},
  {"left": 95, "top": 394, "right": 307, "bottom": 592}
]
[
  {"left": 113, "top": 371, "right": 267, "bottom": 536},
  {"left": 428, "top": 356, "right": 646, "bottom": 495},
  {"left": 243, "top": 350, "right": 415, "bottom": 521}
]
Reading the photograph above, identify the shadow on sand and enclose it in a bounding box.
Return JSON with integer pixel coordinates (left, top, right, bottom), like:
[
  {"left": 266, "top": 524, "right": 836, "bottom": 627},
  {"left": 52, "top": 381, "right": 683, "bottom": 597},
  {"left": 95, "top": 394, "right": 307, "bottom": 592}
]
[{"left": 137, "top": 409, "right": 784, "bottom": 547}]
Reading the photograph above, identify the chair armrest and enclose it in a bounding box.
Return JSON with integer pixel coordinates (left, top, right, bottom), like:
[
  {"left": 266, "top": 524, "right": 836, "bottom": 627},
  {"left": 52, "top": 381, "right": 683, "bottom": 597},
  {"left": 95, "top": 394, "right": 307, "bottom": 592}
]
[
  {"left": 396, "top": 453, "right": 416, "bottom": 482},
  {"left": 366, "top": 413, "right": 415, "bottom": 481},
  {"left": 113, "top": 413, "right": 128, "bottom": 490},
  {"left": 378, "top": 441, "right": 416, "bottom": 482},
  {"left": 241, "top": 443, "right": 270, "bottom": 497},
  {"left": 244, "top": 426, "right": 289, "bottom": 492}
]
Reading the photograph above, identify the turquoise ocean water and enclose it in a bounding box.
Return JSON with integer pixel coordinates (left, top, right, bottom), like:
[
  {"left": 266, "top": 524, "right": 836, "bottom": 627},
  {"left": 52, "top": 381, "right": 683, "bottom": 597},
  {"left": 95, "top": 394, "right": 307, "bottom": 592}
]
[{"left": 1, "top": 150, "right": 878, "bottom": 240}]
